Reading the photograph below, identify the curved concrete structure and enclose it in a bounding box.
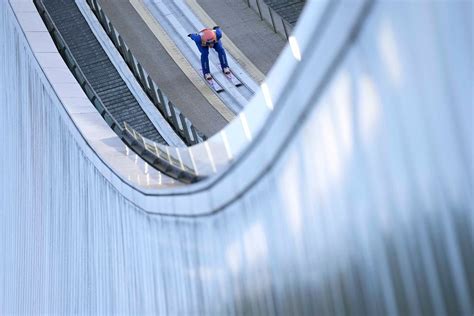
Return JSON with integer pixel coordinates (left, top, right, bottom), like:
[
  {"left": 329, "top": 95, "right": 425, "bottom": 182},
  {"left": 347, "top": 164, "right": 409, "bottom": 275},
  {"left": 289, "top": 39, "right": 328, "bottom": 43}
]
[{"left": 1, "top": 0, "right": 472, "bottom": 314}]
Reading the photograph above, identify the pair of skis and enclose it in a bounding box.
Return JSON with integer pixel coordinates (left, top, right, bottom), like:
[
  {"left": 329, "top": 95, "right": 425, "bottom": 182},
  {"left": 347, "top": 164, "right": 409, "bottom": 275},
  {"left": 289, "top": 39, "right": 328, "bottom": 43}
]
[{"left": 206, "top": 68, "right": 242, "bottom": 93}]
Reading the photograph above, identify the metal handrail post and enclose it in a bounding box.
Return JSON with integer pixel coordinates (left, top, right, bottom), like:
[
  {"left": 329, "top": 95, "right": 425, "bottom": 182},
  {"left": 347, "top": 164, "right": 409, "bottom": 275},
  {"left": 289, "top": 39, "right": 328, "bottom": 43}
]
[
  {"left": 255, "top": 0, "right": 263, "bottom": 20},
  {"left": 268, "top": 7, "right": 277, "bottom": 33}
]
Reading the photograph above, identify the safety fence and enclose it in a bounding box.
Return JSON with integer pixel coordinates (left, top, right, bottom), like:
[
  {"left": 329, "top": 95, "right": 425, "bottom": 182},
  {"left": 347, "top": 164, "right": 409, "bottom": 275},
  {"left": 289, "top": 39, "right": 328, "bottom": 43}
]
[
  {"left": 123, "top": 123, "right": 201, "bottom": 183},
  {"left": 34, "top": 0, "right": 201, "bottom": 184},
  {"left": 86, "top": 0, "right": 205, "bottom": 146},
  {"left": 244, "top": 0, "right": 294, "bottom": 39}
]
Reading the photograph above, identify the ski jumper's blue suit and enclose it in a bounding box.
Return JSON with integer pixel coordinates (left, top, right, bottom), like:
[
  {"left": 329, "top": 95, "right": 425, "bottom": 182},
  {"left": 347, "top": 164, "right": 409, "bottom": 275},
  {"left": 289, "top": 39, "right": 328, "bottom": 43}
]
[{"left": 190, "top": 28, "right": 229, "bottom": 77}]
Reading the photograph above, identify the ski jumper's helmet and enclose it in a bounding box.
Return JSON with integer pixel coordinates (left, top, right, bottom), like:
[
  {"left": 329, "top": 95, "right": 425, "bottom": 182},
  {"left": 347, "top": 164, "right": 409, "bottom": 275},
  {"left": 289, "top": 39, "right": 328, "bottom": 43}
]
[{"left": 201, "top": 29, "right": 217, "bottom": 47}]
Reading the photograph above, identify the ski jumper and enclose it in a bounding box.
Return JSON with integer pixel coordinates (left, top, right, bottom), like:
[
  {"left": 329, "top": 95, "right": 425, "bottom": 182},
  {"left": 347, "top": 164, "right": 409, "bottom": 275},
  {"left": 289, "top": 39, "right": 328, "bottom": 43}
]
[{"left": 190, "top": 28, "right": 229, "bottom": 77}]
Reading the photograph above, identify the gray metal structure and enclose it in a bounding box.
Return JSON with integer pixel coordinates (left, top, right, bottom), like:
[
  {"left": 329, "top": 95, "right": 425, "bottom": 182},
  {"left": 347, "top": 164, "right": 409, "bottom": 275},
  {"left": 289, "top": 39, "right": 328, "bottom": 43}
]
[
  {"left": 262, "top": 0, "right": 306, "bottom": 26},
  {"left": 243, "top": 0, "right": 296, "bottom": 39},
  {"left": 40, "top": 0, "right": 169, "bottom": 144},
  {"left": 1, "top": 0, "right": 473, "bottom": 315}
]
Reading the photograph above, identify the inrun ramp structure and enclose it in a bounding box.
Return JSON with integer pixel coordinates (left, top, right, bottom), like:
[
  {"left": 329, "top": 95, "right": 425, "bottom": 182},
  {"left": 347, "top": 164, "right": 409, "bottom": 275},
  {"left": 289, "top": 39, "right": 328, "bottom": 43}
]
[
  {"left": 42, "top": 0, "right": 168, "bottom": 144},
  {"left": 1, "top": 0, "right": 473, "bottom": 315}
]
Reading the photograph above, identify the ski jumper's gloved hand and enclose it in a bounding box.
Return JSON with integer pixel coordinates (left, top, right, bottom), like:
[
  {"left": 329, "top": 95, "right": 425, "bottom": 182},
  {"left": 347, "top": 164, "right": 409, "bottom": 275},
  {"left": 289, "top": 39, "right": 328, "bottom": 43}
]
[
  {"left": 213, "top": 26, "right": 219, "bottom": 30},
  {"left": 189, "top": 33, "right": 201, "bottom": 43}
]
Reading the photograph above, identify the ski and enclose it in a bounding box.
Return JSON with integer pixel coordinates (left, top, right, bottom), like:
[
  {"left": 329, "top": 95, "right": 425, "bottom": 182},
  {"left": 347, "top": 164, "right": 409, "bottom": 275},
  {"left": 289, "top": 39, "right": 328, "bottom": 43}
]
[
  {"left": 223, "top": 69, "right": 243, "bottom": 87},
  {"left": 206, "top": 75, "right": 224, "bottom": 93}
]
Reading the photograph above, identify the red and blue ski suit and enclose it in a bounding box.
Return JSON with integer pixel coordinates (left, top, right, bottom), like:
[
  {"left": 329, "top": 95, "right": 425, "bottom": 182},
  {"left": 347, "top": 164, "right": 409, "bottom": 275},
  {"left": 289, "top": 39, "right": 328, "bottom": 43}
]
[{"left": 189, "top": 27, "right": 229, "bottom": 77}]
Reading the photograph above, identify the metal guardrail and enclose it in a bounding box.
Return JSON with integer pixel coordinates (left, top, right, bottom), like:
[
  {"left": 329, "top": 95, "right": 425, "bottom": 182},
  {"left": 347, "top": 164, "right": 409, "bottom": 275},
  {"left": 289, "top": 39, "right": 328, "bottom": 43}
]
[
  {"left": 33, "top": 0, "right": 201, "bottom": 184},
  {"left": 244, "top": 0, "right": 294, "bottom": 40},
  {"left": 33, "top": 0, "right": 124, "bottom": 137},
  {"left": 86, "top": 0, "right": 205, "bottom": 146},
  {"left": 123, "top": 123, "right": 201, "bottom": 183}
]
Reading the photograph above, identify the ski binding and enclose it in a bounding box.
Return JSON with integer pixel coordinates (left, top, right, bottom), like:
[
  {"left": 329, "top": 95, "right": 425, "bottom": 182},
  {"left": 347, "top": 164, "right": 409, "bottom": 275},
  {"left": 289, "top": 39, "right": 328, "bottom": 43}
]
[
  {"left": 223, "top": 68, "right": 243, "bottom": 87},
  {"left": 205, "top": 74, "right": 224, "bottom": 93}
]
